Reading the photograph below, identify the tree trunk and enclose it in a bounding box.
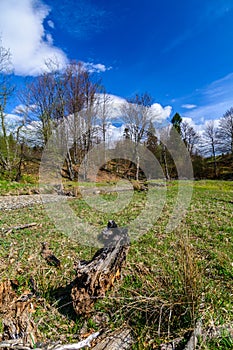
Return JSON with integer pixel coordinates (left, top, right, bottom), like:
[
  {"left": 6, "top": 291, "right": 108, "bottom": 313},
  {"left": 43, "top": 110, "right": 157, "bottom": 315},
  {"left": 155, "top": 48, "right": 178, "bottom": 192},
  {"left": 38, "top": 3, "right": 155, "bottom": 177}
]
[
  {"left": 162, "top": 144, "right": 170, "bottom": 180},
  {"left": 136, "top": 154, "right": 140, "bottom": 181}
]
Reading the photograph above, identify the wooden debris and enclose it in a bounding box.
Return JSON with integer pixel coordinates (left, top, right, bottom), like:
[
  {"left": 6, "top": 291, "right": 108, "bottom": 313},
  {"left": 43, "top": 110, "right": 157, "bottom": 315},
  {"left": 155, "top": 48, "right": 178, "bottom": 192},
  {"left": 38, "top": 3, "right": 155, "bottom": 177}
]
[
  {"left": 160, "top": 337, "right": 184, "bottom": 350},
  {"left": 2, "top": 223, "right": 38, "bottom": 234},
  {"left": 131, "top": 180, "right": 148, "bottom": 192},
  {"left": 0, "top": 332, "right": 100, "bottom": 349},
  {"left": 71, "top": 222, "right": 130, "bottom": 315},
  {"left": 183, "top": 320, "right": 202, "bottom": 350},
  {"left": 92, "top": 327, "right": 134, "bottom": 350},
  {"left": 52, "top": 332, "right": 100, "bottom": 349},
  {"left": 159, "top": 321, "right": 233, "bottom": 350},
  {"left": 0, "top": 280, "right": 16, "bottom": 313}
]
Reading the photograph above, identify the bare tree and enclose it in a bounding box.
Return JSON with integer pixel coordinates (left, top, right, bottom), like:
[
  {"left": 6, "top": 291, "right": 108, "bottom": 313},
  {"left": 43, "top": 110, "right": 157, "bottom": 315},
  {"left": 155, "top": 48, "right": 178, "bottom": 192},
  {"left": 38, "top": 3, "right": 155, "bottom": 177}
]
[
  {"left": 95, "top": 90, "right": 113, "bottom": 169},
  {"left": 21, "top": 65, "right": 63, "bottom": 146},
  {"left": 96, "top": 89, "right": 112, "bottom": 143},
  {"left": 0, "top": 44, "right": 12, "bottom": 168},
  {"left": 181, "top": 121, "right": 200, "bottom": 156},
  {"left": 120, "top": 93, "right": 154, "bottom": 180},
  {"left": 21, "top": 61, "right": 100, "bottom": 180},
  {"left": 217, "top": 107, "right": 233, "bottom": 155},
  {"left": 0, "top": 41, "right": 22, "bottom": 178},
  {"left": 61, "top": 62, "right": 98, "bottom": 179},
  {"left": 200, "top": 121, "right": 218, "bottom": 178}
]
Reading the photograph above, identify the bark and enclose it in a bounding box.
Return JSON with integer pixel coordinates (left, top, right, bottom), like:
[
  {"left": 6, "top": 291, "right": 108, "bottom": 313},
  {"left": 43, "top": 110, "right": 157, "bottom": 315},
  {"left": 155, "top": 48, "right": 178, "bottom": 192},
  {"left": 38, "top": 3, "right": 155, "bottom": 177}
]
[
  {"left": 92, "top": 328, "right": 134, "bottom": 350},
  {"left": 71, "top": 236, "right": 130, "bottom": 315},
  {"left": 0, "top": 280, "right": 38, "bottom": 348}
]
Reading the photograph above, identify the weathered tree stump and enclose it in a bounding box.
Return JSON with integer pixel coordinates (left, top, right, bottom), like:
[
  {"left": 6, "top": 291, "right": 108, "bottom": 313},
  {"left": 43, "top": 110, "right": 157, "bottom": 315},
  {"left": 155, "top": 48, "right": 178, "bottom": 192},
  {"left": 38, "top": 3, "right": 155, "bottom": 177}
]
[{"left": 71, "top": 222, "right": 130, "bottom": 315}]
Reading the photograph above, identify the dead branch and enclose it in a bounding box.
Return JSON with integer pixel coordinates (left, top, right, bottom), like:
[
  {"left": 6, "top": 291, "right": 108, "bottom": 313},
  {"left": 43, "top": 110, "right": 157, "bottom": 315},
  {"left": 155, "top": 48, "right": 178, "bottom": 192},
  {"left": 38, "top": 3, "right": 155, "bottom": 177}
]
[
  {"left": 52, "top": 332, "right": 100, "bottom": 349},
  {"left": 0, "top": 332, "right": 100, "bottom": 350},
  {"left": 2, "top": 223, "right": 38, "bottom": 234}
]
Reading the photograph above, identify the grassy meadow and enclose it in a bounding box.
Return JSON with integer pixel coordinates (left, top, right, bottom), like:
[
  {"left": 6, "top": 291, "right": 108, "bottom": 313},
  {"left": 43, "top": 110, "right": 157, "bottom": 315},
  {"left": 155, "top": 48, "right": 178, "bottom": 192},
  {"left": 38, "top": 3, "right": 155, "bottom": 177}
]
[{"left": 0, "top": 180, "right": 232, "bottom": 349}]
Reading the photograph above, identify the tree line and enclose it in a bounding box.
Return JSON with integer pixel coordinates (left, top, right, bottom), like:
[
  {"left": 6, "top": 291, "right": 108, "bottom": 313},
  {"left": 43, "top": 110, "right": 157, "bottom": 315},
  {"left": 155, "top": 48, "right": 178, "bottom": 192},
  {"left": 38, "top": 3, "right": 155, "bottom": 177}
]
[{"left": 0, "top": 42, "right": 233, "bottom": 181}]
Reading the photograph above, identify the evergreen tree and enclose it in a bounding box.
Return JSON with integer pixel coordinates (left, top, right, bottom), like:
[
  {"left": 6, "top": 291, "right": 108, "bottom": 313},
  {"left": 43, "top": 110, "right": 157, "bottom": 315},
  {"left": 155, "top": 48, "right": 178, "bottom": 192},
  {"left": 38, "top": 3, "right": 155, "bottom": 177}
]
[{"left": 171, "top": 113, "right": 182, "bottom": 134}]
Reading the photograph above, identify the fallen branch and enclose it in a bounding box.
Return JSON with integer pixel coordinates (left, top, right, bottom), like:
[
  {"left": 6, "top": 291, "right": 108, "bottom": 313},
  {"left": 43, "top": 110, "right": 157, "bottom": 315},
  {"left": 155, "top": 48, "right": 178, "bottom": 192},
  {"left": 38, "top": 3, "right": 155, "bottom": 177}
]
[
  {"left": 92, "top": 327, "right": 134, "bottom": 350},
  {"left": 0, "top": 332, "right": 100, "bottom": 350},
  {"left": 53, "top": 332, "right": 100, "bottom": 349},
  {"left": 0, "top": 338, "right": 31, "bottom": 349},
  {"left": 2, "top": 223, "right": 38, "bottom": 234}
]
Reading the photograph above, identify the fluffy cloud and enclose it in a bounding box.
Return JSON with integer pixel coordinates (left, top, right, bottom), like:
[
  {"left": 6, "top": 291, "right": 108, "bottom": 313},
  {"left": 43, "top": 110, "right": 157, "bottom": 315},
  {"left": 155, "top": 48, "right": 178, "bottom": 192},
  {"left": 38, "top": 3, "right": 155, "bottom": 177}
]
[
  {"left": 105, "top": 123, "right": 126, "bottom": 143},
  {"left": 181, "top": 104, "right": 197, "bottom": 109},
  {"left": 0, "top": 0, "right": 68, "bottom": 76},
  {"left": 83, "top": 62, "right": 112, "bottom": 74},
  {"left": 47, "top": 20, "right": 54, "bottom": 29},
  {"left": 96, "top": 94, "right": 172, "bottom": 124},
  {"left": 150, "top": 103, "right": 172, "bottom": 123},
  {"left": 181, "top": 116, "right": 221, "bottom": 136}
]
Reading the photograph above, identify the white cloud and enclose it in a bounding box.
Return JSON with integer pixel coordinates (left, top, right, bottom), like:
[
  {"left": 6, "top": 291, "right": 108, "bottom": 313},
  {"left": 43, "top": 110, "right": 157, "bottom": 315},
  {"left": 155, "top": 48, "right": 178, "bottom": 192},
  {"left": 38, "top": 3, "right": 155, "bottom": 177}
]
[
  {"left": 95, "top": 94, "right": 172, "bottom": 124},
  {"left": 185, "top": 101, "right": 231, "bottom": 123},
  {"left": 5, "top": 113, "right": 23, "bottom": 123},
  {"left": 45, "top": 33, "right": 53, "bottom": 45},
  {"left": 181, "top": 104, "right": 197, "bottom": 109},
  {"left": 47, "top": 20, "right": 54, "bottom": 29},
  {"left": 181, "top": 116, "right": 221, "bottom": 137},
  {"left": 105, "top": 123, "right": 126, "bottom": 143},
  {"left": 5, "top": 93, "right": 172, "bottom": 146},
  {"left": 83, "top": 62, "right": 112, "bottom": 73},
  {"left": 179, "top": 72, "right": 233, "bottom": 124},
  {"left": 150, "top": 103, "right": 172, "bottom": 123},
  {"left": 0, "top": 0, "right": 68, "bottom": 76},
  {"left": 182, "top": 117, "right": 195, "bottom": 126}
]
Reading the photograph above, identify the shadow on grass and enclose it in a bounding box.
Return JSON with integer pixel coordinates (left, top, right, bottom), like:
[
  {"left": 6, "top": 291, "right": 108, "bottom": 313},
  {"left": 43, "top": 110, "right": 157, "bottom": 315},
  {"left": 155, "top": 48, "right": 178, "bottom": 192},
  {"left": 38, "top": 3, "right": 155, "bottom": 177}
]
[{"left": 49, "top": 282, "right": 78, "bottom": 322}]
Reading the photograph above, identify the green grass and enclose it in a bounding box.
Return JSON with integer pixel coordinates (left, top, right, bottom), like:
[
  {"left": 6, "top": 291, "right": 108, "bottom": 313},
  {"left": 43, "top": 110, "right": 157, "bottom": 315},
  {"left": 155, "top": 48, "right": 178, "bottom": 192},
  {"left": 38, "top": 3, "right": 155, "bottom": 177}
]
[
  {"left": 0, "top": 180, "right": 232, "bottom": 348},
  {"left": 0, "top": 178, "right": 38, "bottom": 195}
]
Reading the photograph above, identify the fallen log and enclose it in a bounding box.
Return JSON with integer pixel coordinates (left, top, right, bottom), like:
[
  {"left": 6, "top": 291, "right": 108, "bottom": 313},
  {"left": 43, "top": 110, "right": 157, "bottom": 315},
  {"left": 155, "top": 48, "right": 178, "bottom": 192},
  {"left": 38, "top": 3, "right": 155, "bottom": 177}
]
[{"left": 71, "top": 221, "right": 130, "bottom": 315}]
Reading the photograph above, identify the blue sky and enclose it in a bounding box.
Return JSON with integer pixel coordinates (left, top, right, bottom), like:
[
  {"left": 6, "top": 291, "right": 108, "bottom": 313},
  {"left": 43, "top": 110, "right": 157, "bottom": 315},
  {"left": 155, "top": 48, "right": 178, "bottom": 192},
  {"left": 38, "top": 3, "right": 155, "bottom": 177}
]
[{"left": 1, "top": 0, "right": 233, "bottom": 128}]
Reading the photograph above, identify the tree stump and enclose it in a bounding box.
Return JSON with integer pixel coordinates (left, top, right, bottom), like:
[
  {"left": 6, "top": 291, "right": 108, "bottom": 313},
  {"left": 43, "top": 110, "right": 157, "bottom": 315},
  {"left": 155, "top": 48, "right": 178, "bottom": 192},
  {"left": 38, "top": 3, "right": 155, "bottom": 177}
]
[{"left": 71, "top": 224, "right": 130, "bottom": 315}]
